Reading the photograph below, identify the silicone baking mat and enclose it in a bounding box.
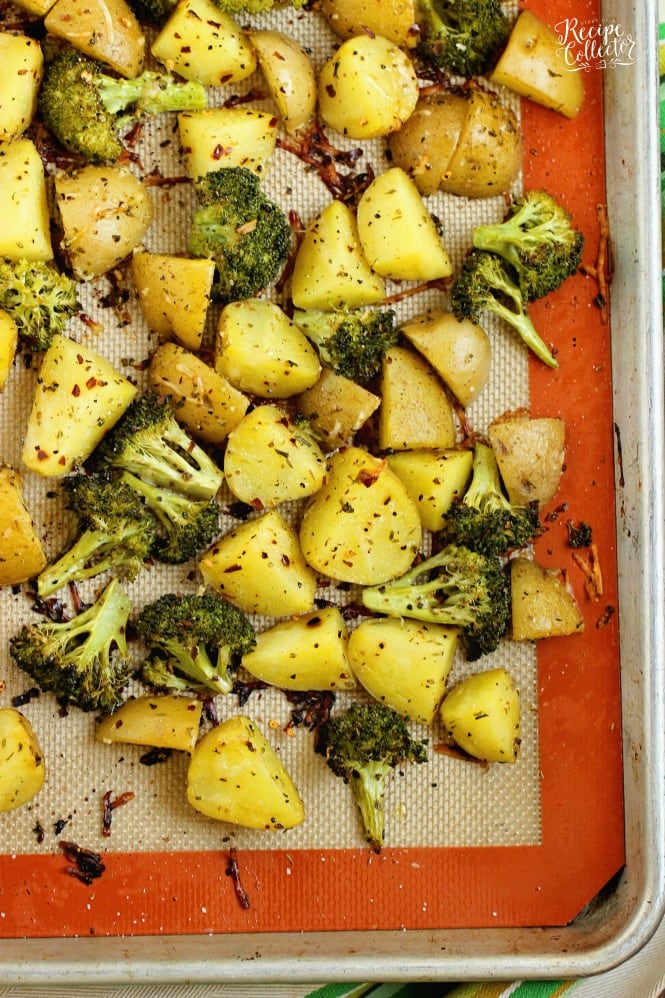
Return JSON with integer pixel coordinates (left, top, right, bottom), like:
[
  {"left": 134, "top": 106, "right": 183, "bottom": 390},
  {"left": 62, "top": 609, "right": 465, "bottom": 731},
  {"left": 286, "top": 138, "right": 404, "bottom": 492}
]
[{"left": 0, "top": 0, "right": 624, "bottom": 936}]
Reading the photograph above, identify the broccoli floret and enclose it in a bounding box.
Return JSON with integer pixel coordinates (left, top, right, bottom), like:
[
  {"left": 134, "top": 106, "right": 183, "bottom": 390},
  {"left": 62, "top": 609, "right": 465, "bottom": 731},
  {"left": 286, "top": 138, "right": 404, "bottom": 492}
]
[
  {"left": 120, "top": 470, "right": 221, "bottom": 564},
  {"left": 36, "top": 474, "right": 156, "bottom": 597},
  {"left": 566, "top": 519, "right": 593, "bottom": 548},
  {"left": 361, "top": 544, "right": 510, "bottom": 660},
  {"left": 441, "top": 442, "right": 542, "bottom": 556},
  {"left": 472, "top": 190, "right": 584, "bottom": 301},
  {"left": 9, "top": 579, "right": 132, "bottom": 712},
  {"left": 96, "top": 393, "right": 223, "bottom": 501},
  {"left": 416, "top": 0, "right": 509, "bottom": 78},
  {"left": 188, "top": 168, "right": 293, "bottom": 303},
  {"left": 0, "top": 259, "right": 79, "bottom": 351},
  {"left": 124, "top": 0, "right": 178, "bottom": 24},
  {"left": 293, "top": 308, "right": 398, "bottom": 384},
  {"left": 318, "top": 701, "right": 427, "bottom": 852},
  {"left": 38, "top": 48, "right": 207, "bottom": 165},
  {"left": 135, "top": 592, "right": 256, "bottom": 695},
  {"left": 210, "top": 0, "right": 306, "bottom": 12},
  {"left": 450, "top": 249, "right": 558, "bottom": 368}
]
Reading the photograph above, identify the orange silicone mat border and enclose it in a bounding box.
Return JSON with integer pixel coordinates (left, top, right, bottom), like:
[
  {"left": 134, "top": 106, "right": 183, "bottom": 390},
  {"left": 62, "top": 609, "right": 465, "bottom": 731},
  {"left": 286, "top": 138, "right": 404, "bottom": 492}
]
[{"left": 0, "top": 0, "right": 625, "bottom": 937}]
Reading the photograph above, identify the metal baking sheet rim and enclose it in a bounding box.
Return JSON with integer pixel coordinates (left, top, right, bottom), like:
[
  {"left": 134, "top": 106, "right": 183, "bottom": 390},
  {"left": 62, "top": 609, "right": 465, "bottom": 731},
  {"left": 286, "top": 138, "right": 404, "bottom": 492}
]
[{"left": 2, "top": 0, "right": 664, "bottom": 984}]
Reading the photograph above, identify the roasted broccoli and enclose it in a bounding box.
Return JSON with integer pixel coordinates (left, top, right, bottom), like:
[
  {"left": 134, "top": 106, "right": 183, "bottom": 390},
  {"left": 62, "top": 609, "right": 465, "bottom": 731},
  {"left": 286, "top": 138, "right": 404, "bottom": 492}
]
[
  {"left": 450, "top": 249, "right": 558, "bottom": 368},
  {"left": 124, "top": 0, "right": 177, "bottom": 24},
  {"left": 210, "top": 0, "right": 307, "bottom": 12},
  {"left": 416, "top": 0, "right": 509, "bottom": 78},
  {"left": 0, "top": 258, "right": 79, "bottom": 351},
  {"left": 318, "top": 701, "right": 427, "bottom": 853},
  {"left": 472, "top": 190, "right": 584, "bottom": 301},
  {"left": 441, "top": 442, "right": 542, "bottom": 556},
  {"left": 361, "top": 544, "right": 510, "bottom": 660},
  {"left": 38, "top": 48, "right": 207, "bottom": 165},
  {"left": 136, "top": 592, "right": 256, "bottom": 695},
  {"left": 566, "top": 519, "right": 593, "bottom": 548},
  {"left": 36, "top": 474, "right": 156, "bottom": 597},
  {"left": 96, "top": 393, "right": 223, "bottom": 501},
  {"left": 9, "top": 578, "right": 132, "bottom": 712},
  {"left": 120, "top": 470, "right": 221, "bottom": 564},
  {"left": 187, "top": 167, "right": 293, "bottom": 303},
  {"left": 293, "top": 308, "right": 398, "bottom": 384}
]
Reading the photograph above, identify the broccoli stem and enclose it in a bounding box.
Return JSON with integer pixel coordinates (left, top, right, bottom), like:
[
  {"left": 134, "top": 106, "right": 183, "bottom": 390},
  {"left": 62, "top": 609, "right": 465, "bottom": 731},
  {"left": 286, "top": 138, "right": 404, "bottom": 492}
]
[
  {"left": 96, "top": 71, "right": 207, "bottom": 116},
  {"left": 157, "top": 640, "right": 233, "bottom": 694},
  {"left": 464, "top": 442, "right": 508, "bottom": 513},
  {"left": 349, "top": 760, "right": 390, "bottom": 853},
  {"left": 486, "top": 286, "right": 558, "bottom": 368},
  {"left": 37, "top": 526, "right": 137, "bottom": 597}
]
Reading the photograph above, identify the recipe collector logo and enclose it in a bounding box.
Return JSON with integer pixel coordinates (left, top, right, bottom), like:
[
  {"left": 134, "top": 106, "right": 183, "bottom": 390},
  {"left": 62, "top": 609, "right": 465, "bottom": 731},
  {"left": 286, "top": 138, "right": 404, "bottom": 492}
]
[{"left": 554, "top": 18, "right": 637, "bottom": 70}]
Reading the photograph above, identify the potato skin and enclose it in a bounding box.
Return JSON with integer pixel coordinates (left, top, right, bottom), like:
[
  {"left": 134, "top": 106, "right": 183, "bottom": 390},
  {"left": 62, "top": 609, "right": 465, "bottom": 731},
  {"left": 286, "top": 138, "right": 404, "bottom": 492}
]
[
  {"left": 0, "top": 707, "right": 45, "bottom": 812},
  {"left": 440, "top": 668, "right": 521, "bottom": 763},
  {"left": 388, "top": 90, "right": 521, "bottom": 199}
]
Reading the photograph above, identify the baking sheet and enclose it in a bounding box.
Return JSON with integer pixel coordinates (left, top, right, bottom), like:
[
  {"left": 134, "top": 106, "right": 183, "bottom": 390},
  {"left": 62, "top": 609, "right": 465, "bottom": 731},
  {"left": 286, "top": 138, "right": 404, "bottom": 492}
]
[{"left": 0, "top": 0, "right": 658, "bottom": 978}]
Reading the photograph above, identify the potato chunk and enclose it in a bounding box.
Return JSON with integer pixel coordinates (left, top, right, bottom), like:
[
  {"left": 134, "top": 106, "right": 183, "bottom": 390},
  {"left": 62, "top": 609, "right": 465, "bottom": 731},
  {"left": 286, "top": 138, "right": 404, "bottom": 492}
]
[
  {"left": 44, "top": 0, "right": 145, "bottom": 77},
  {"left": 511, "top": 557, "right": 584, "bottom": 640},
  {"left": 96, "top": 695, "right": 203, "bottom": 753},
  {"left": 186, "top": 714, "right": 305, "bottom": 830},
  {"left": 152, "top": 0, "right": 256, "bottom": 86},
  {"left": 0, "top": 465, "right": 47, "bottom": 586},
  {"left": 0, "top": 138, "right": 53, "bottom": 262},
  {"left": 379, "top": 346, "right": 456, "bottom": 451},
  {"left": 0, "top": 708, "right": 45, "bottom": 812},
  {"left": 132, "top": 252, "right": 215, "bottom": 351},
  {"left": 488, "top": 411, "right": 565, "bottom": 507},
  {"left": 0, "top": 33, "right": 44, "bottom": 141},
  {"left": 440, "top": 668, "right": 521, "bottom": 763}
]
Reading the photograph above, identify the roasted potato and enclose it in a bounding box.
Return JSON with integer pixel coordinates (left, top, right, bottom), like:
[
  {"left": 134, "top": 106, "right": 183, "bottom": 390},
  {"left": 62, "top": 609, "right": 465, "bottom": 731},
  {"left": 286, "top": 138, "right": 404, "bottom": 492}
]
[
  {"left": 488, "top": 411, "right": 565, "bottom": 507},
  {"left": 0, "top": 138, "right": 53, "bottom": 262},
  {"left": 178, "top": 106, "right": 277, "bottom": 179},
  {"left": 320, "top": 0, "right": 418, "bottom": 49},
  {"left": 131, "top": 252, "right": 215, "bottom": 351},
  {"left": 96, "top": 695, "right": 203, "bottom": 753},
  {"left": 44, "top": 0, "right": 145, "bottom": 77},
  {"left": 386, "top": 447, "right": 473, "bottom": 531},
  {"left": 152, "top": 0, "right": 256, "bottom": 86},
  {"left": 440, "top": 668, "right": 521, "bottom": 763},
  {"left": 0, "top": 464, "right": 47, "bottom": 585},
  {"left": 511, "top": 557, "right": 584, "bottom": 640},
  {"left": 0, "top": 33, "right": 43, "bottom": 141},
  {"left": 0, "top": 707, "right": 45, "bottom": 812},
  {"left": 388, "top": 89, "right": 522, "bottom": 199},
  {"left": 0, "top": 309, "right": 18, "bottom": 391},
  {"left": 399, "top": 310, "right": 491, "bottom": 407},
  {"left": 295, "top": 367, "right": 380, "bottom": 451},
  {"left": 379, "top": 346, "right": 457, "bottom": 451},
  {"left": 249, "top": 29, "right": 316, "bottom": 133},
  {"left": 187, "top": 714, "right": 305, "bottom": 830}
]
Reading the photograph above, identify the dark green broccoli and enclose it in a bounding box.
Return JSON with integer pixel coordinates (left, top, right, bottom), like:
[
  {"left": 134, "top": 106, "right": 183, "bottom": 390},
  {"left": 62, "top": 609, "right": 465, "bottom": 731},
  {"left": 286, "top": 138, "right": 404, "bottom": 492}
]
[
  {"left": 38, "top": 48, "right": 207, "bottom": 165},
  {"left": 566, "top": 519, "right": 593, "bottom": 548},
  {"left": 210, "top": 0, "right": 307, "bottom": 12},
  {"left": 96, "top": 393, "right": 223, "bottom": 501},
  {"left": 441, "top": 442, "right": 542, "bottom": 556},
  {"left": 0, "top": 258, "right": 79, "bottom": 351},
  {"left": 36, "top": 474, "right": 156, "bottom": 597},
  {"left": 120, "top": 470, "right": 221, "bottom": 564},
  {"left": 318, "top": 701, "right": 427, "bottom": 853},
  {"left": 9, "top": 578, "right": 132, "bottom": 712},
  {"left": 361, "top": 544, "right": 510, "bottom": 660},
  {"left": 124, "top": 0, "right": 178, "bottom": 24},
  {"left": 293, "top": 308, "right": 398, "bottom": 384},
  {"left": 450, "top": 249, "right": 558, "bottom": 368},
  {"left": 135, "top": 592, "right": 256, "bottom": 695},
  {"left": 187, "top": 167, "right": 293, "bottom": 303},
  {"left": 416, "top": 0, "right": 509, "bottom": 78},
  {"left": 472, "top": 190, "right": 584, "bottom": 301}
]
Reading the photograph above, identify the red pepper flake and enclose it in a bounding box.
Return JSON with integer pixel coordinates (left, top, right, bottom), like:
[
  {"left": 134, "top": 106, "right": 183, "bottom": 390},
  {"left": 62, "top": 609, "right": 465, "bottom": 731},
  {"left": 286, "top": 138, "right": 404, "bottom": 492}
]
[
  {"left": 226, "top": 846, "right": 251, "bottom": 909},
  {"left": 102, "top": 789, "right": 135, "bottom": 837},
  {"left": 596, "top": 604, "right": 615, "bottom": 629},
  {"left": 72, "top": 383, "right": 81, "bottom": 396},
  {"left": 59, "top": 840, "right": 106, "bottom": 884}
]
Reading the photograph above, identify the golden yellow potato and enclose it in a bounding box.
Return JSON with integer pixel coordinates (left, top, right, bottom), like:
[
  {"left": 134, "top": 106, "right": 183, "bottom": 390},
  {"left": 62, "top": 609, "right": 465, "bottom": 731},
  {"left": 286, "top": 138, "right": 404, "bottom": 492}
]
[
  {"left": 0, "top": 33, "right": 43, "bottom": 141},
  {"left": 290, "top": 199, "right": 385, "bottom": 310},
  {"left": 178, "top": 107, "right": 277, "bottom": 179},
  {"left": 55, "top": 166, "right": 153, "bottom": 281},
  {"left": 0, "top": 309, "right": 18, "bottom": 391},
  {"left": 386, "top": 448, "right": 473, "bottom": 532},
  {"left": 440, "top": 668, "right": 521, "bottom": 763},
  {"left": 0, "top": 708, "right": 45, "bottom": 811},
  {"left": 22, "top": 334, "right": 137, "bottom": 477},
  {"left": 399, "top": 310, "right": 491, "bottom": 407},
  {"left": 148, "top": 341, "right": 250, "bottom": 447},
  {"left": 0, "top": 465, "right": 47, "bottom": 586},
  {"left": 356, "top": 167, "right": 452, "bottom": 281},
  {"left": 318, "top": 34, "right": 419, "bottom": 140},
  {"left": 44, "top": 0, "right": 145, "bottom": 77},
  {"left": 241, "top": 608, "right": 356, "bottom": 692},
  {"left": 152, "top": 0, "right": 256, "bottom": 86},
  {"left": 131, "top": 252, "right": 215, "bottom": 351},
  {"left": 348, "top": 617, "right": 457, "bottom": 724},
  {"left": 379, "top": 346, "right": 457, "bottom": 451},
  {"left": 216, "top": 299, "right": 321, "bottom": 398},
  {"left": 96, "top": 695, "right": 203, "bottom": 753},
  {"left": 488, "top": 411, "right": 565, "bottom": 507},
  {"left": 0, "top": 138, "right": 53, "bottom": 262},
  {"left": 320, "top": 0, "right": 418, "bottom": 48},
  {"left": 510, "top": 557, "right": 585, "bottom": 641},
  {"left": 200, "top": 509, "right": 317, "bottom": 617},
  {"left": 490, "top": 10, "right": 584, "bottom": 119},
  {"left": 388, "top": 92, "right": 468, "bottom": 197},
  {"left": 299, "top": 446, "right": 422, "bottom": 586},
  {"left": 249, "top": 30, "right": 316, "bottom": 133},
  {"left": 186, "top": 714, "right": 305, "bottom": 829}
]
